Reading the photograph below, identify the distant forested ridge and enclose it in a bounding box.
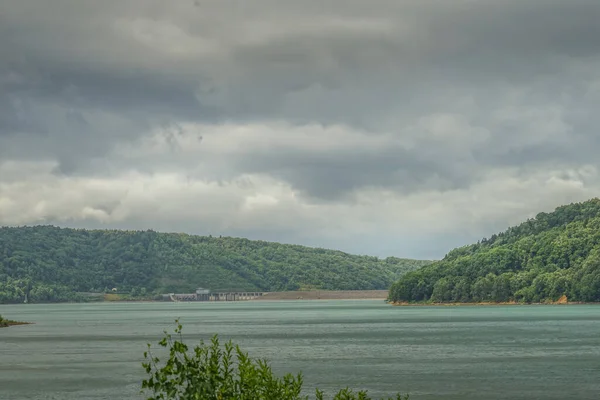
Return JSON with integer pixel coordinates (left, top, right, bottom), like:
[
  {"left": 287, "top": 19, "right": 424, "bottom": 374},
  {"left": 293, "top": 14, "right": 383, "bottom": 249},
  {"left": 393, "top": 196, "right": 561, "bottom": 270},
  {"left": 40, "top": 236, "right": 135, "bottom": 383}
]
[
  {"left": 388, "top": 198, "right": 600, "bottom": 304},
  {"left": 0, "top": 226, "right": 431, "bottom": 304}
]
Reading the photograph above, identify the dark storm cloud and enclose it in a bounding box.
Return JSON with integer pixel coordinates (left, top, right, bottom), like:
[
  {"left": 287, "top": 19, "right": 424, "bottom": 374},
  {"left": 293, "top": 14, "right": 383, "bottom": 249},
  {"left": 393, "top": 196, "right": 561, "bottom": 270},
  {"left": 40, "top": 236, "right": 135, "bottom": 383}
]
[
  {"left": 32, "top": 68, "right": 210, "bottom": 121},
  {"left": 2, "top": 1, "right": 598, "bottom": 123},
  {"left": 231, "top": 143, "right": 472, "bottom": 201}
]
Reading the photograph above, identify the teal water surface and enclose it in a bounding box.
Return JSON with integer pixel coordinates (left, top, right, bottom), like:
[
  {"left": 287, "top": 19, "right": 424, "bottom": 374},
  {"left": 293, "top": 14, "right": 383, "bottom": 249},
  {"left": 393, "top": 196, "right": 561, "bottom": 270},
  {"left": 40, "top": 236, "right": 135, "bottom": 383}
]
[{"left": 1, "top": 301, "right": 600, "bottom": 399}]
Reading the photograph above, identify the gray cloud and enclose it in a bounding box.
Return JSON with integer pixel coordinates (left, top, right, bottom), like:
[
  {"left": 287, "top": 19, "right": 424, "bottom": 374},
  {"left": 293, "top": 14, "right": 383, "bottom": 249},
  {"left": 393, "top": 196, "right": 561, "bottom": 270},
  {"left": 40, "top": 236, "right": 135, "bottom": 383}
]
[
  {"left": 232, "top": 143, "right": 467, "bottom": 201},
  {"left": 1, "top": 0, "right": 600, "bottom": 258}
]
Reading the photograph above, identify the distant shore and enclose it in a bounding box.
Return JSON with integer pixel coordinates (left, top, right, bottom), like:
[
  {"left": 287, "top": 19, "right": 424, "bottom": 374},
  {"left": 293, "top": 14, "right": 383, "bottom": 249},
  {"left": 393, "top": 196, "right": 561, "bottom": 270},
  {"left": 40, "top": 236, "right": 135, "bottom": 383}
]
[
  {"left": 254, "top": 290, "right": 389, "bottom": 300},
  {"left": 391, "top": 302, "right": 592, "bottom": 306}
]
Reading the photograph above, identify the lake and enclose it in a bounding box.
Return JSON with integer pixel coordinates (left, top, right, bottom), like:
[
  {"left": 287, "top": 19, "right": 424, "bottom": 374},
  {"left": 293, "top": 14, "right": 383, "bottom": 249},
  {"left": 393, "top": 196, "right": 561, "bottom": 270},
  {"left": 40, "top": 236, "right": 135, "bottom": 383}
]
[{"left": 1, "top": 301, "right": 599, "bottom": 399}]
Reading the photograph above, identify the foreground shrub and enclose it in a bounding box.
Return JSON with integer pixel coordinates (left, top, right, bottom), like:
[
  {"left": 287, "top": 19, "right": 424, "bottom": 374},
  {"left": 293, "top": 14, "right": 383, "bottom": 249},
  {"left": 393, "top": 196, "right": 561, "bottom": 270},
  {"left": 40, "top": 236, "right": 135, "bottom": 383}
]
[{"left": 142, "top": 320, "right": 408, "bottom": 400}]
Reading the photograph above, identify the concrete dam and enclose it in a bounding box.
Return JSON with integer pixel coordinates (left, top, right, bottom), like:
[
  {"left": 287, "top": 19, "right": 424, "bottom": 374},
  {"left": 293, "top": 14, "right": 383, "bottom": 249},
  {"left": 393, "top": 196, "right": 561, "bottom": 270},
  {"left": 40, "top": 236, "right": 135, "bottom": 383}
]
[{"left": 163, "top": 288, "right": 263, "bottom": 302}]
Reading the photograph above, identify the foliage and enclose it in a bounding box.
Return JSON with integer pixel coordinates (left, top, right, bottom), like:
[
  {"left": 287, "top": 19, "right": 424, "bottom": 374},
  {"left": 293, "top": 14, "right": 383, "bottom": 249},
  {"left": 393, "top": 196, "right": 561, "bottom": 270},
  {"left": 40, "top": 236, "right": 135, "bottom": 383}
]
[
  {"left": 142, "top": 321, "right": 408, "bottom": 400},
  {"left": 0, "top": 314, "right": 26, "bottom": 327},
  {"left": 388, "top": 198, "right": 600, "bottom": 304},
  {"left": 0, "top": 226, "right": 431, "bottom": 303}
]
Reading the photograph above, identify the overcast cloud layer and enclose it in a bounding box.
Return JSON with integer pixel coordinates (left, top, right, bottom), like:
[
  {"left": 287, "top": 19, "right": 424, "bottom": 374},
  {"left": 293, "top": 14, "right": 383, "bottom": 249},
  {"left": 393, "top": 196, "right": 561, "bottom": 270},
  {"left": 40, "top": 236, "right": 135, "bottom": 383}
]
[{"left": 2, "top": 0, "right": 600, "bottom": 259}]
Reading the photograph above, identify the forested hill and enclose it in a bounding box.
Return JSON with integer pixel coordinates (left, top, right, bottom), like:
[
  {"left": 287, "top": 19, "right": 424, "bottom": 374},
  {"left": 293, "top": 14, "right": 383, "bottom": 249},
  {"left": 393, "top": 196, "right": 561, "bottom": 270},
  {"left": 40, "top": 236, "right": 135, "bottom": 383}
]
[
  {"left": 0, "top": 226, "right": 431, "bottom": 304},
  {"left": 388, "top": 198, "right": 600, "bottom": 304}
]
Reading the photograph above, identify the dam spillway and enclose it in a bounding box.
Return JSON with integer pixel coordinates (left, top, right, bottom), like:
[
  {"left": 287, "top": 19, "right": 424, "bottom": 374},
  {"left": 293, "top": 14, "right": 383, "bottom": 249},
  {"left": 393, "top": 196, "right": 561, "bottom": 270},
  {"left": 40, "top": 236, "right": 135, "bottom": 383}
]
[{"left": 164, "top": 288, "right": 263, "bottom": 302}]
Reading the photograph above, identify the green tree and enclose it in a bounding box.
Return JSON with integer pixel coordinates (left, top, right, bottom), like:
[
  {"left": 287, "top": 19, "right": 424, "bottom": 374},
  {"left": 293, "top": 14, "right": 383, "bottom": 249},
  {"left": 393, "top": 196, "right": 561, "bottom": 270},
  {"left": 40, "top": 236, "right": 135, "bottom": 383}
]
[
  {"left": 430, "top": 277, "right": 453, "bottom": 302},
  {"left": 388, "top": 198, "right": 600, "bottom": 304},
  {"left": 0, "top": 226, "right": 431, "bottom": 304},
  {"left": 142, "top": 321, "right": 408, "bottom": 400}
]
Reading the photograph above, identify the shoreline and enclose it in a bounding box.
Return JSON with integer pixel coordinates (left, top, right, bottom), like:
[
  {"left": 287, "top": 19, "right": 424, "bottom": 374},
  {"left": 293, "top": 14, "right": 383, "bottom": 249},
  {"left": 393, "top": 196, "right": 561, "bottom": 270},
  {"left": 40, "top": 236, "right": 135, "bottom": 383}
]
[
  {"left": 3, "top": 291, "right": 599, "bottom": 305},
  {"left": 389, "top": 301, "right": 595, "bottom": 307},
  {"left": 389, "top": 294, "right": 600, "bottom": 307},
  {"left": 253, "top": 290, "right": 389, "bottom": 301}
]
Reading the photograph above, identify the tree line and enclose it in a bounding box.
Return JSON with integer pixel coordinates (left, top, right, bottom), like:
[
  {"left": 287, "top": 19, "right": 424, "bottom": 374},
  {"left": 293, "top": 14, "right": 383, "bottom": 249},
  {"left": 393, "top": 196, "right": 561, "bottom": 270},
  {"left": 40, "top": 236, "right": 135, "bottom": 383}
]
[
  {"left": 389, "top": 198, "right": 600, "bottom": 304},
  {"left": 0, "top": 225, "right": 431, "bottom": 304}
]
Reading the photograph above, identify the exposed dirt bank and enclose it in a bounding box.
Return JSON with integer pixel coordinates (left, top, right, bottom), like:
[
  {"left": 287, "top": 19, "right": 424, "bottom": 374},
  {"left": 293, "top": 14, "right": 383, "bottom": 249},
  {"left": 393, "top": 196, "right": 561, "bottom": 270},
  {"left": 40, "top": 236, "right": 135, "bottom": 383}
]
[{"left": 254, "top": 290, "right": 389, "bottom": 300}]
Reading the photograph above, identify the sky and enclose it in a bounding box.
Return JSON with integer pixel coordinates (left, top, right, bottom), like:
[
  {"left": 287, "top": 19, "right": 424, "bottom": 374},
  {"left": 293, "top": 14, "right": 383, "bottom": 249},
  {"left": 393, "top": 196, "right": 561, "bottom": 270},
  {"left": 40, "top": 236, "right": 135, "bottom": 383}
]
[{"left": 1, "top": 0, "right": 600, "bottom": 260}]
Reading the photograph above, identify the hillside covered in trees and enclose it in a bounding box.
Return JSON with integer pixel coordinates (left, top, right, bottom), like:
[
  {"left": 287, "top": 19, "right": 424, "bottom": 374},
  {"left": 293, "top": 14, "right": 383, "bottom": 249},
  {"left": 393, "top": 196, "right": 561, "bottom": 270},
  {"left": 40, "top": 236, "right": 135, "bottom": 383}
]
[
  {"left": 389, "top": 198, "right": 600, "bottom": 304},
  {"left": 0, "top": 226, "right": 430, "bottom": 304}
]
